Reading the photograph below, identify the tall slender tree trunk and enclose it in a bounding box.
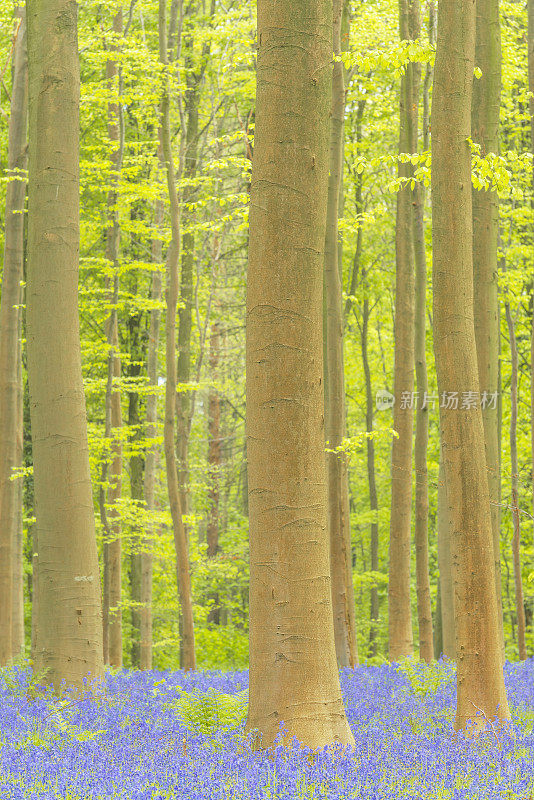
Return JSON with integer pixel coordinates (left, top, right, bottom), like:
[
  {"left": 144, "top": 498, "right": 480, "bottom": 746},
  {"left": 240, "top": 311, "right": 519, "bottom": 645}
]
[
  {"left": 412, "top": 0, "right": 433, "bottom": 664},
  {"left": 128, "top": 308, "right": 144, "bottom": 668},
  {"left": 159, "top": 0, "right": 196, "bottom": 672},
  {"left": 413, "top": 222, "right": 433, "bottom": 664},
  {"left": 104, "top": 343, "right": 123, "bottom": 668},
  {"left": 25, "top": 381, "right": 35, "bottom": 657},
  {"left": 437, "top": 450, "right": 455, "bottom": 658},
  {"left": 431, "top": 0, "right": 453, "bottom": 662},
  {"left": 504, "top": 302, "right": 527, "bottom": 661},
  {"left": 344, "top": 102, "right": 365, "bottom": 322},
  {"left": 0, "top": 6, "right": 27, "bottom": 666},
  {"left": 472, "top": 0, "right": 504, "bottom": 661},
  {"left": 102, "top": 8, "right": 124, "bottom": 669},
  {"left": 527, "top": 0, "right": 534, "bottom": 574},
  {"left": 12, "top": 304, "right": 24, "bottom": 656},
  {"left": 345, "top": 103, "right": 369, "bottom": 650},
  {"left": 388, "top": 0, "right": 418, "bottom": 662},
  {"left": 206, "top": 320, "right": 221, "bottom": 625},
  {"left": 245, "top": 0, "right": 354, "bottom": 750},
  {"left": 26, "top": 0, "right": 104, "bottom": 691},
  {"left": 412, "top": 2, "right": 435, "bottom": 663},
  {"left": 12, "top": 325, "right": 25, "bottom": 657},
  {"left": 176, "top": 0, "right": 215, "bottom": 531},
  {"left": 100, "top": 277, "right": 119, "bottom": 666},
  {"left": 139, "top": 188, "right": 164, "bottom": 671},
  {"left": 434, "top": 577, "right": 443, "bottom": 659},
  {"left": 431, "top": 0, "right": 510, "bottom": 731},
  {"left": 325, "top": 0, "right": 357, "bottom": 669},
  {"left": 206, "top": 321, "right": 221, "bottom": 561},
  {"left": 361, "top": 290, "right": 380, "bottom": 657},
  {"left": 175, "top": 73, "right": 198, "bottom": 529}
]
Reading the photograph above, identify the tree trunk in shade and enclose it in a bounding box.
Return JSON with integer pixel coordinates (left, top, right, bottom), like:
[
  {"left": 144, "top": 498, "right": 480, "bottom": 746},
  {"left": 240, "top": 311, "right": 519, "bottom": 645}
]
[
  {"left": 139, "top": 186, "right": 164, "bottom": 670},
  {"left": 102, "top": 8, "right": 124, "bottom": 669},
  {"left": 128, "top": 308, "right": 144, "bottom": 668},
  {"left": 412, "top": 0, "right": 434, "bottom": 664},
  {"left": 504, "top": 301, "right": 527, "bottom": 661},
  {"left": 437, "top": 449, "right": 455, "bottom": 658},
  {"left": 527, "top": 0, "right": 534, "bottom": 635},
  {"left": 0, "top": 6, "right": 27, "bottom": 665},
  {"left": 159, "top": 0, "right": 196, "bottom": 672},
  {"left": 388, "top": 0, "right": 419, "bottom": 662},
  {"left": 361, "top": 288, "right": 380, "bottom": 658},
  {"left": 176, "top": 0, "right": 215, "bottom": 543},
  {"left": 324, "top": 0, "right": 358, "bottom": 669},
  {"left": 207, "top": 320, "right": 221, "bottom": 625},
  {"left": 12, "top": 310, "right": 25, "bottom": 657}
]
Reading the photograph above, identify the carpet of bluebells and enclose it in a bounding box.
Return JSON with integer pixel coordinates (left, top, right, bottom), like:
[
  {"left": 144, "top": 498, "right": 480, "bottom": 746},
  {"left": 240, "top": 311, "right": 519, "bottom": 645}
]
[{"left": 0, "top": 658, "right": 533, "bottom": 799}]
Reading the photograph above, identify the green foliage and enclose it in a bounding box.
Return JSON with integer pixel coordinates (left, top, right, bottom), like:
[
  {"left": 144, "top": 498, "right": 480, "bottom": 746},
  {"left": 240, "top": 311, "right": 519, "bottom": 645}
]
[
  {"left": 0, "top": 657, "right": 49, "bottom": 700},
  {"left": 165, "top": 687, "right": 248, "bottom": 744},
  {"left": 326, "top": 429, "right": 399, "bottom": 460},
  {"left": 0, "top": 661, "right": 107, "bottom": 752},
  {"left": 511, "top": 703, "right": 534, "bottom": 735},
  {"left": 396, "top": 656, "right": 456, "bottom": 698},
  {"left": 194, "top": 627, "right": 248, "bottom": 670},
  {"left": 15, "top": 710, "right": 106, "bottom": 753},
  {"left": 339, "top": 36, "right": 435, "bottom": 77}
]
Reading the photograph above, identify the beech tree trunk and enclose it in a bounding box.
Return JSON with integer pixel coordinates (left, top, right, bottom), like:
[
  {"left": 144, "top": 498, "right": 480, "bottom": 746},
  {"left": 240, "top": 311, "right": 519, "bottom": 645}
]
[
  {"left": 324, "top": 0, "right": 358, "bottom": 669},
  {"left": 139, "top": 190, "right": 164, "bottom": 670},
  {"left": 102, "top": 8, "right": 124, "bottom": 669},
  {"left": 0, "top": 6, "right": 27, "bottom": 666},
  {"left": 206, "top": 320, "right": 221, "bottom": 625},
  {"left": 437, "top": 450, "right": 455, "bottom": 658},
  {"left": 361, "top": 289, "right": 380, "bottom": 657},
  {"left": 104, "top": 340, "right": 123, "bottom": 668},
  {"left": 388, "top": 0, "right": 418, "bottom": 662},
  {"left": 434, "top": 577, "right": 443, "bottom": 659},
  {"left": 431, "top": 0, "right": 510, "bottom": 731},
  {"left": 245, "top": 0, "right": 354, "bottom": 749},
  {"left": 159, "top": 0, "right": 196, "bottom": 672},
  {"left": 175, "top": 55, "right": 198, "bottom": 529},
  {"left": 528, "top": 0, "right": 534, "bottom": 585},
  {"left": 207, "top": 321, "right": 221, "bottom": 561},
  {"left": 412, "top": 0, "right": 433, "bottom": 664},
  {"left": 472, "top": 0, "right": 504, "bottom": 660},
  {"left": 26, "top": 0, "right": 103, "bottom": 690},
  {"left": 343, "top": 102, "right": 365, "bottom": 322},
  {"left": 128, "top": 307, "right": 144, "bottom": 668},
  {"left": 12, "top": 328, "right": 25, "bottom": 657},
  {"left": 176, "top": 0, "right": 214, "bottom": 529},
  {"left": 504, "top": 302, "right": 527, "bottom": 661}
]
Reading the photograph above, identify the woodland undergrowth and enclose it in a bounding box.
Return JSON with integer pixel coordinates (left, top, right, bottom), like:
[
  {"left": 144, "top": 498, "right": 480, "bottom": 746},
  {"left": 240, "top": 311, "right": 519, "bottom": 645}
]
[{"left": 0, "top": 658, "right": 532, "bottom": 799}]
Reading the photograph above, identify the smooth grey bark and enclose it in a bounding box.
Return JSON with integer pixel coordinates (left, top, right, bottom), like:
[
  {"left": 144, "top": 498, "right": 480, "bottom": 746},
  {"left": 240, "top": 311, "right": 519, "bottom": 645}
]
[
  {"left": 324, "top": 0, "right": 358, "bottom": 669},
  {"left": 0, "top": 6, "right": 27, "bottom": 666},
  {"left": 27, "top": 0, "right": 103, "bottom": 691},
  {"left": 159, "top": 0, "right": 196, "bottom": 671},
  {"left": 472, "top": 0, "right": 504, "bottom": 660},
  {"left": 432, "top": 0, "right": 509, "bottom": 731},
  {"left": 245, "top": 0, "right": 354, "bottom": 749},
  {"left": 388, "top": 0, "right": 418, "bottom": 662}
]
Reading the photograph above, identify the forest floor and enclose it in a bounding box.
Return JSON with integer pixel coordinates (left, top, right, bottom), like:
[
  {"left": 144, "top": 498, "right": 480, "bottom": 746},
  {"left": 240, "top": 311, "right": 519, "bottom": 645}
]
[{"left": 0, "top": 659, "right": 532, "bottom": 799}]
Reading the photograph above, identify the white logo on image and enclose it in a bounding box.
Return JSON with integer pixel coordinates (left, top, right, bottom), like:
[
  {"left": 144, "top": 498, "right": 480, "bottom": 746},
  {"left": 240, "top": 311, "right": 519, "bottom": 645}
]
[{"left": 376, "top": 390, "right": 395, "bottom": 411}]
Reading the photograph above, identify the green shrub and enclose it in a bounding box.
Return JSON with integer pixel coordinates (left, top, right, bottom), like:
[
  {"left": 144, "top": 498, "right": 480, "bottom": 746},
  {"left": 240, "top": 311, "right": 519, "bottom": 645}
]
[
  {"left": 194, "top": 627, "right": 249, "bottom": 670},
  {"left": 396, "top": 656, "right": 456, "bottom": 698},
  {"left": 166, "top": 687, "right": 248, "bottom": 744}
]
